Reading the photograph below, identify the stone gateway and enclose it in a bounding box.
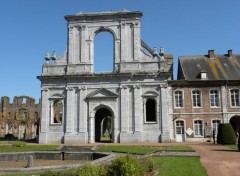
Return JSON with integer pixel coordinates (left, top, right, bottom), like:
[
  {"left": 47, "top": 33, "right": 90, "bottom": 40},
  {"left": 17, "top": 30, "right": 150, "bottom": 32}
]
[{"left": 37, "top": 10, "right": 173, "bottom": 144}]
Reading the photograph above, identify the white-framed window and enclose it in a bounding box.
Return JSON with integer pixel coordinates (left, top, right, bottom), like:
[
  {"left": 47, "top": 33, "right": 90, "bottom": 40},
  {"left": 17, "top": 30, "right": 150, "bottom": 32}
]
[
  {"left": 145, "top": 98, "right": 157, "bottom": 123},
  {"left": 50, "top": 99, "right": 64, "bottom": 125},
  {"left": 212, "top": 120, "right": 221, "bottom": 135},
  {"left": 209, "top": 90, "right": 219, "bottom": 107},
  {"left": 192, "top": 90, "right": 201, "bottom": 107},
  {"left": 174, "top": 90, "right": 183, "bottom": 108},
  {"left": 230, "top": 89, "right": 240, "bottom": 107},
  {"left": 194, "top": 120, "right": 203, "bottom": 137},
  {"left": 176, "top": 120, "right": 184, "bottom": 134}
]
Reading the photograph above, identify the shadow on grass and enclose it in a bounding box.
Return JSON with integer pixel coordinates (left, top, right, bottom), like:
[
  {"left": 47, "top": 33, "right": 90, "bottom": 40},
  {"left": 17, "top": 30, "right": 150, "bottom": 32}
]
[{"left": 211, "top": 149, "right": 239, "bottom": 152}]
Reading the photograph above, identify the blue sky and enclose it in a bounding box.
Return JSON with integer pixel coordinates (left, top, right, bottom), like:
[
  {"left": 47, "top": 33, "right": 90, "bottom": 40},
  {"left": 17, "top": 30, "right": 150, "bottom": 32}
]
[{"left": 0, "top": 0, "right": 239, "bottom": 101}]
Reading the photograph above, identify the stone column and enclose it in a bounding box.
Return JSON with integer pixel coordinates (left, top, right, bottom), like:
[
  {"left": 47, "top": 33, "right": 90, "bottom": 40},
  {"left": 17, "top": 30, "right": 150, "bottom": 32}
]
[
  {"left": 88, "top": 111, "right": 95, "bottom": 143},
  {"left": 79, "top": 86, "right": 88, "bottom": 143},
  {"left": 65, "top": 87, "right": 74, "bottom": 133},
  {"left": 67, "top": 25, "right": 75, "bottom": 64},
  {"left": 120, "top": 23, "right": 127, "bottom": 62},
  {"left": 133, "top": 21, "right": 141, "bottom": 61},
  {"left": 160, "top": 84, "right": 170, "bottom": 142},
  {"left": 221, "top": 86, "right": 228, "bottom": 123},
  {"left": 80, "top": 25, "right": 87, "bottom": 63},
  {"left": 133, "top": 85, "right": 142, "bottom": 132},
  {"left": 120, "top": 85, "right": 129, "bottom": 132},
  {"left": 39, "top": 88, "right": 49, "bottom": 144}
]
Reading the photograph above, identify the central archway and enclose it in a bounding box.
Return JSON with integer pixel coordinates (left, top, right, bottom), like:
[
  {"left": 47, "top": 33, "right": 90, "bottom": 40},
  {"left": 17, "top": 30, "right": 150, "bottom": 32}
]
[{"left": 95, "top": 108, "right": 113, "bottom": 143}]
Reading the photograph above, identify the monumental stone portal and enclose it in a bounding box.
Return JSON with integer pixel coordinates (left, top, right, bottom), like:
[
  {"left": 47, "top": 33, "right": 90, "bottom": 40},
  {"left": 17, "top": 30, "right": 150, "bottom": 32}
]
[{"left": 38, "top": 10, "right": 173, "bottom": 144}]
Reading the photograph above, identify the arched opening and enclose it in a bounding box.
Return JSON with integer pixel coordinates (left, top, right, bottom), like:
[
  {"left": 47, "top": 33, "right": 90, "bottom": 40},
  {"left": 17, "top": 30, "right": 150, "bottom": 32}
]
[
  {"left": 94, "top": 31, "right": 114, "bottom": 72},
  {"left": 230, "top": 115, "right": 240, "bottom": 135},
  {"left": 95, "top": 108, "right": 113, "bottom": 143}
]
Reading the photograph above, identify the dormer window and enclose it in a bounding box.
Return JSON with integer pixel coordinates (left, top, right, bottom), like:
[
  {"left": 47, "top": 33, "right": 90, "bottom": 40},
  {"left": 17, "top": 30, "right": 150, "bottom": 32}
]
[{"left": 200, "top": 70, "right": 207, "bottom": 80}]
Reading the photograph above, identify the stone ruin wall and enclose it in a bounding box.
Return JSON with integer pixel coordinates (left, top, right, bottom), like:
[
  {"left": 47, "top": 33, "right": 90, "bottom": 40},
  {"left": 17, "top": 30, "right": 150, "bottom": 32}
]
[{"left": 0, "top": 96, "right": 40, "bottom": 140}]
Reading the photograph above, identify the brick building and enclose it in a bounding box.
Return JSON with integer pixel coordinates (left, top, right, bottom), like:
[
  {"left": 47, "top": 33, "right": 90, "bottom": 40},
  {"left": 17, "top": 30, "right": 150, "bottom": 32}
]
[
  {"left": 169, "top": 50, "right": 240, "bottom": 142},
  {"left": 0, "top": 96, "right": 40, "bottom": 140}
]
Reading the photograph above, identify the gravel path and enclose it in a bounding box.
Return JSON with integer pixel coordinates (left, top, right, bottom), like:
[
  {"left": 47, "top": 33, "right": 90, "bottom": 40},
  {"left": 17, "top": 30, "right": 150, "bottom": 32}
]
[{"left": 190, "top": 143, "right": 240, "bottom": 176}]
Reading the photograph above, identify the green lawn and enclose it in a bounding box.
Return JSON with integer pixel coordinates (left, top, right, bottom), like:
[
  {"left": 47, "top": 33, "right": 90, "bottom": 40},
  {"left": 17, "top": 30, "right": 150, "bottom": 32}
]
[
  {"left": 3, "top": 156, "right": 206, "bottom": 176},
  {"left": 154, "top": 156, "right": 207, "bottom": 176},
  {"left": 96, "top": 145, "right": 192, "bottom": 154},
  {"left": 225, "top": 144, "right": 238, "bottom": 150},
  {"left": 0, "top": 144, "right": 59, "bottom": 152}
]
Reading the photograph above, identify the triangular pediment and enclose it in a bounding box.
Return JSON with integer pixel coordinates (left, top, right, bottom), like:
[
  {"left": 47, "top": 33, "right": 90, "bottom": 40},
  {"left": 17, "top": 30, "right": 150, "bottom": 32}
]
[{"left": 86, "top": 88, "right": 118, "bottom": 99}]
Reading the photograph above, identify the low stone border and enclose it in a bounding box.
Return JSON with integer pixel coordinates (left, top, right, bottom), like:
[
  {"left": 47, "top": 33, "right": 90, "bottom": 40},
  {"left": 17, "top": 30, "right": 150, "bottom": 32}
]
[{"left": 0, "top": 149, "right": 199, "bottom": 173}]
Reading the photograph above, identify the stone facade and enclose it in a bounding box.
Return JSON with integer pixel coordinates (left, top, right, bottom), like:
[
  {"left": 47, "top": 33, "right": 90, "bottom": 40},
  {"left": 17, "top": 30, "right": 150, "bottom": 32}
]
[
  {"left": 37, "top": 10, "right": 173, "bottom": 144},
  {"left": 0, "top": 96, "right": 40, "bottom": 140}
]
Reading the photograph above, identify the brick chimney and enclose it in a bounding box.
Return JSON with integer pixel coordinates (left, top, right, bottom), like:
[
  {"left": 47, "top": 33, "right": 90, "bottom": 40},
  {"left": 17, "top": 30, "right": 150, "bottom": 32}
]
[
  {"left": 228, "top": 50, "right": 232, "bottom": 57},
  {"left": 208, "top": 50, "right": 214, "bottom": 59}
]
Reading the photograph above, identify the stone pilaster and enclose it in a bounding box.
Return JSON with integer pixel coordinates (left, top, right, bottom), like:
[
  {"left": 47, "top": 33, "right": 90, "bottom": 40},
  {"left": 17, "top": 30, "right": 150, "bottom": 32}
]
[
  {"left": 120, "top": 85, "right": 129, "bottom": 132},
  {"left": 221, "top": 86, "right": 228, "bottom": 123},
  {"left": 65, "top": 87, "right": 74, "bottom": 133},
  {"left": 160, "top": 84, "right": 170, "bottom": 142},
  {"left": 39, "top": 88, "right": 49, "bottom": 144},
  {"left": 133, "top": 85, "right": 142, "bottom": 132}
]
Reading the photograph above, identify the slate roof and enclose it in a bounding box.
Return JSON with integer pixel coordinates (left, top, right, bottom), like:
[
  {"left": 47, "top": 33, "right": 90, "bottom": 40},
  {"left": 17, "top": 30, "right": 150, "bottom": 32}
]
[{"left": 177, "top": 51, "right": 240, "bottom": 81}]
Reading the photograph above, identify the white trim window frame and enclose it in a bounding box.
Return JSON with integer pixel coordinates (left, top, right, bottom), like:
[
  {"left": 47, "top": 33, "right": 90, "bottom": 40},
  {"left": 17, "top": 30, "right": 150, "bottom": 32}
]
[
  {"left": 192, "top": 89, "right": 202, "bottom": 108},
  {"left": 230, "top": 88, "right": 240, "bottom": 107},
  {"left": 174, "top": 90, "right": 184, "bottom": 108},
  {"left": 194, "top": 120, "right": 204, "bottom": 137},
  {"left": 212, "top": 119, "right": 221, "bottom": 135},
  {"left": 209, "top": 89, "right": 220, "bottom": 108}
]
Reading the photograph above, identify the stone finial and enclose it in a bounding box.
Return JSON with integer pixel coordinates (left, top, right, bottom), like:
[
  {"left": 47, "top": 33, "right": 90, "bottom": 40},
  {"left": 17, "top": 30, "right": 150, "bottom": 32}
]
[
  {"left": 153, "top": 47, "right": 158, "bottom": 56},
  {"left": 159, "top": 47, "right": 165, "bottom": 59},
  {"left": 51, "top": 51, "right": 57, "bottom": 61},
  {"left": 45, "top": 51, "right": 50, "bottom": 63}
]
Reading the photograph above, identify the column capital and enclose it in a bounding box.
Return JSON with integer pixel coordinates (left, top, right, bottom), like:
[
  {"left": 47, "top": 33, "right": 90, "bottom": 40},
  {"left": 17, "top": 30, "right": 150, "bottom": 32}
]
[
  {"left": 41, "top": 88, "right": 49, "bottom": 92},
  {"left": 66, "top": 87, "right": 74, "bottom": 91},
  {"left": 133, "top": 85, "right": 141, "bottom": 89},
  {"left": 120, "top": 85, "right": 128, "bottom": 90}
]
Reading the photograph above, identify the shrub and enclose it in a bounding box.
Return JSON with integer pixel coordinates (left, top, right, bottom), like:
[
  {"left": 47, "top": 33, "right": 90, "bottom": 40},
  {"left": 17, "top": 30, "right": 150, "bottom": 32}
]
[
  {"left": 5, "top": 133, "right": 17, "bottom": 141},
  {"left": 12, "top": 141, "right": 26, "bottom": 147},
  {"left": 139, "top": 156, "right": 158, "bottom": 173},
  {"left": 238, "top": 132, "right": 240, "bottom": 152},
  {"left": 217, "top": 123, "right": 236, "bottom": 144},
  {"left": 108, "top": 155, "right": 145, "bottom": 176},
  {"left": 75, "top": 163, "right": 107, "bottom": 176},
  {"left": 40, "top": 169, "right": 76, "bottom": 176}
]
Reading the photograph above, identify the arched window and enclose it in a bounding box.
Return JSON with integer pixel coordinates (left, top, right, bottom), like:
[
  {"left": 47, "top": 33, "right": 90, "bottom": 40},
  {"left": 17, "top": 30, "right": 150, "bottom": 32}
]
[
  {"left": 94, "top": 31, "right": 114, "bottom": 72},
  {"left": 145, "top": 99, "right": 156, "bottom": 122}
]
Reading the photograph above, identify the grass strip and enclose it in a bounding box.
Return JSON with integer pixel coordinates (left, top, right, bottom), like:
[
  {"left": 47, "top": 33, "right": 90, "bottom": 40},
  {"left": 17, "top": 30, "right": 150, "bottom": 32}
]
[
  {"left": 154, "top": 156, "right": 207, "bottom": 176},
  {"left": 0, "top": 144, "right": 59, "bottom": 152}
]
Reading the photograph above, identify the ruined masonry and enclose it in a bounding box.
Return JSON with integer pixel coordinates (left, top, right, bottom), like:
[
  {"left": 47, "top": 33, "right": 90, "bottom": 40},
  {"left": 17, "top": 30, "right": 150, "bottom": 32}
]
[
  {"left": 37, "top": 10, "right": 173, "bottom": 144},
  {"left": 0, "top": 96, "right": 40, "bottom": 140}
]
